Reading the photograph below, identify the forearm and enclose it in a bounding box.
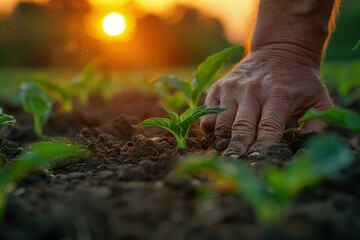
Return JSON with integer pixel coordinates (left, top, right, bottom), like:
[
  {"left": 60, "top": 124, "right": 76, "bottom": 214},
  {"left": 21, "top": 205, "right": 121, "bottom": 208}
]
[{"left": 249, "top": 0, "right": 341, "bottom": 67}]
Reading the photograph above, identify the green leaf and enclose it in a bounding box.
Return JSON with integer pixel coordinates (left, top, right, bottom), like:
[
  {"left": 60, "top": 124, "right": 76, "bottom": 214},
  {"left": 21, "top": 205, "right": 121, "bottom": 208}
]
[
  {"left": 0, "top": 109, "right": 15, "bottom": 126},
  {"left": 177, "top": 134, "right": 354, "bottom": 224},
  {"left": 177, "top": 155, "right": 279, "bottom": 223},
  {"left": 266, "top": 134, "right": 354, "bottom": 202},
  {"left": 21, "top": 74, "right": 74, "bottom": 112},
  {"left": 192, "top": 46, "right": 241, "bottom": 106},
  {"left": 0, "top": 140, "right": 86, "bottom": 219},
  {"left": 7, "top": 140, "right": 86, "bottom": 183},
  {"left": 304, "top": 134, "right": 353, "bottom": 176},
  {"left": 134, "top": 117, "right": 185, "bottom": 147},
  {"left": 300, "top": 107, "right": 360, "bottom": 133},
  {"left": 154, "top": 75, "right": 192, "bottom": 100},
  {"left": 352, "top": 40, "right": 360, "bottom": 51},
  {"left": 179, "top": 105, "right": 226, "bottom": 134},
  {"left": 21, "top": 82, "right": 53, "bottom": 135},
  {"left": 162, "top": 91, "right": 188, "bottom": 112},
  {"left": 165, "top": 109, "right": 180, "bottom": 124},
  {"left": 22, "top": 74, "right": 69, "bottom": 99},
  {"left": 176, "top": 155, "right": 220, "bottom": 175},
  {"left": 134, "top": 105, "right": 225, "bottom": 148}
]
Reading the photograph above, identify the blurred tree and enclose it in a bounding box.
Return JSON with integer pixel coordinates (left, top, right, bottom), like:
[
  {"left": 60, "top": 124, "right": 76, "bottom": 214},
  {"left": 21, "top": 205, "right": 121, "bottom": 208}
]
[
  {"left": 0, "top": 0, "right": 358, "bottom": 69},
  {"left": 326, "top": 0, "right": 360, "bottom": 60}
]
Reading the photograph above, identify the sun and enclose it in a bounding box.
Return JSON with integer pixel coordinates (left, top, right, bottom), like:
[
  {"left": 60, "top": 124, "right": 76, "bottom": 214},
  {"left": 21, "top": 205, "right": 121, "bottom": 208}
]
[{"left": 102, "top": 12, "right": 127, "bottom": 37}]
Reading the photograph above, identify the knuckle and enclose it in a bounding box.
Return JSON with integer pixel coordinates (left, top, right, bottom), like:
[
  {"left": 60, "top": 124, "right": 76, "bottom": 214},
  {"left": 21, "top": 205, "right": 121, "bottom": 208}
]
[
  {"left": 232, "top": 118, "right": 256, "bottom": 134},
  {"left": 215, "top": 125, "right": 231, "bottom": 139},
  {"left": 257, "top": 124, "right": 282, "bottom": 142},
  {"left": 221, "top": 79, "right": 242, "bottom": 92},
  {"left": 258, "top": 118, "right": 283, "bottom": 132},
  {"left": 207, "top": 83, "right": 221, "bottom": 97}
]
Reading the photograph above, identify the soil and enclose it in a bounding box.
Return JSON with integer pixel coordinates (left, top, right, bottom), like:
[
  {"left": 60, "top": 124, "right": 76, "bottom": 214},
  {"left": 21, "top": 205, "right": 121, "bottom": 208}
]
[{"left": 1, "top": 91, "right": 360, "bottom": 240}]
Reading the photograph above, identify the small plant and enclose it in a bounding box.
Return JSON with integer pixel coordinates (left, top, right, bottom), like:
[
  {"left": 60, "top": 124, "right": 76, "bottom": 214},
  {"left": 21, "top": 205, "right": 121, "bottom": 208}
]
[
  {"left": 353, "top": 40, "right": 360, "bottom": 51},
  {"left": 0, "top": 108, "right": 15, "bottom": 126},
  {"left": 0, "top": 140, "right": 87, "bottom": 218},
  {"left": 21, "top": 61, "right": 110, "bottom": 113},
  {"left": 176, "top": 134, "right": 354, "bottom": 223},
  {"left": 300, "top": 107, "right": 360, "bottom": 133},
  {"left": 72, "top": 59, "right": 112, "bottom": 103},
  {"left": 134, "top": 105, "right": 225, "bottom": 148},
  {"left": 0, "top": 108, "right": 15, "bottom": 133},
  {"left": 21, "top": 74, "right": 73, "bottom": 112},
  {"left": 20, "top": 82, "right": 53, "bottom": 136},
  {"left": 152, "top": 46, "right": 242, "bottom": 109}
]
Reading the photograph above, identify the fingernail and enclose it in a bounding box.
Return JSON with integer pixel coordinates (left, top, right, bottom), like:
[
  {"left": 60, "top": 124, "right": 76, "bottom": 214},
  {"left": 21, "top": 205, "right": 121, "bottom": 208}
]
[
  {"left": 229, "top": 154, "right": 240, "bottom": 159},
  {"left": 248, "top": 152, "right": 260, "bottom": 157}
]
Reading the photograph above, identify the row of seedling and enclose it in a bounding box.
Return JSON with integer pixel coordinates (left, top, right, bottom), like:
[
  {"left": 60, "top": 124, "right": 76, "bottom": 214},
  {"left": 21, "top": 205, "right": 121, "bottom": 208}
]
[{"left": 17, "top": 60, "right": 112, "bottom": 136}]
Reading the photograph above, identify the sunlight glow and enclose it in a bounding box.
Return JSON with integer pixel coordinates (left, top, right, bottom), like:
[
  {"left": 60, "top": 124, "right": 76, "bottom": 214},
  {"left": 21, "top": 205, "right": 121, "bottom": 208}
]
[
  {"left": 103, "top": 12, "right": 126, "bottom": 36},
  {"left": 86, "top": 10, "right": 135, "bottom": 41},
  {"left": 0, "top": 0, "right": 50, "bottom": 16},
  {"left": 2, "top": 0, "right": 255, "bottom": 44},
  {"left": 88, "top": 0, "right": 128, "bottom": 8}
]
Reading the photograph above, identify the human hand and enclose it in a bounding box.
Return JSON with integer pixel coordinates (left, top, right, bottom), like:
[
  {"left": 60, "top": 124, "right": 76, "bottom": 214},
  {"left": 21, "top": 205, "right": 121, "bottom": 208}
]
[{"left": 200, "top": 51, "right": 334, "bottom": 159}]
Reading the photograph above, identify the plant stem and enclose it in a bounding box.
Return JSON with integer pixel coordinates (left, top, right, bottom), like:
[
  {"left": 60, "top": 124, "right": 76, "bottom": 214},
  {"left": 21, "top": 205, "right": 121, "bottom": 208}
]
[{"left": 176, "top": 136, "right": 187, "bottom": 149}]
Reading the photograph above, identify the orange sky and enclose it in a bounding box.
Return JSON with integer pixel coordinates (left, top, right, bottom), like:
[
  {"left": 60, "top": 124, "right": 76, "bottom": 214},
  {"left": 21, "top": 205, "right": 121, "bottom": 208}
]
[{"left": 0, "top": 0, "right": 255, "bottom": 44}]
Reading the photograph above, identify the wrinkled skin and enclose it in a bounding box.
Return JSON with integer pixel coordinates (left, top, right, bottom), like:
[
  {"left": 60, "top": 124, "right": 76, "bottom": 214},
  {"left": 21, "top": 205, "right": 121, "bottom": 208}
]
[
  {"left": 200, "top": 0, "right": 339, "bottom": 159},
  {"left": 201, "top": 51, "right": 333, "bottom": 158}
]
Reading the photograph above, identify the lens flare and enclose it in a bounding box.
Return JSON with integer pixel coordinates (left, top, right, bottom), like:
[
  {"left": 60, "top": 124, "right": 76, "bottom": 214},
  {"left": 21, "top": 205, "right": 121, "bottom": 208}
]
[{"left": 102, "top": 12, "right": 126, "bottom": 36}]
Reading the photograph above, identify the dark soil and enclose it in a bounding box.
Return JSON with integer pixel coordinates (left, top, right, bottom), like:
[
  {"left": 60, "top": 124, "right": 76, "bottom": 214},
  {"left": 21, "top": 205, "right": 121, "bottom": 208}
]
[{"left": 1, "top": 91, "right": 360, "bottom": 240}]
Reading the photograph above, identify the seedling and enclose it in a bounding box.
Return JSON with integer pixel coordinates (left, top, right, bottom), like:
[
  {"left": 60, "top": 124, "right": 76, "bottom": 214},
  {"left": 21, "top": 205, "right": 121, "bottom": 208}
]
[
  {"left": 177, "top": 134, "right": 354, "bottom": 223},
  {"left": 72, "top": 59, "right": 112, "bottom": 103},
  {"left": 300, "top": 107, "right": 360, "bottom": 133},
  {"left": 152, "top": 46, "right": 242, "bottom": 109},
  {"left": 134, "top": 105, "right": 225, "bottom": 148},
  {"left": 20, "top": 60, "right": 111, "bottom": 113},
  {"left": 21, "top": 74, "right": 73, "bottom": 112},
  {"left": 352, "top": 40, "right": 360, "bottom": 51},
  {"left": 20, "top": 82, "right": 53, "bottom": 136},
  {"left": 0, "top": 108, "right": 15, "bottom": 134},
  {"left": 0, "top": 108, "right": 15, "bottom": 126},
  {"left": 0, "top": 140, "right": 87, "bottom": 218}
]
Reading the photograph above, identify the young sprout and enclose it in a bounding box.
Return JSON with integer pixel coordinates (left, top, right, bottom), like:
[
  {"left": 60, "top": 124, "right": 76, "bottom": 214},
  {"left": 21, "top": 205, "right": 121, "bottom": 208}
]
[
  {"left": 134, "top": 105, "right": 225, "bottom": 149},
  {"left": 152, "top": 46, "right": 242, "bottom": 109},
  {"left": 20, "top": 82, "right": 53, "bottom": 136},
  {"left": 72, "top": 59, "right": 112, "bottom": 104},
  {"left": 21, "top": 74, "right": 73, "bottom": 112},
  {"left": 352, "top": 40, "right": 360, "bottom": 51},
  {"left": 0, "top": 108, "right": 15, "bottom": 126},
  {"left": 300, "top": 107, "right": 360, "bottom": 133},
  {"left": 0, "top": 140, "right": 87, "bottom": 218},
  {"left": 177, "top": 134, "right": 354, "bottom": 223},
  {"left": 20, "top": 60, "right": 110, "bottom": 113},
  {"left": 0, "top": 108, "right": 16, "bottom": 134}
]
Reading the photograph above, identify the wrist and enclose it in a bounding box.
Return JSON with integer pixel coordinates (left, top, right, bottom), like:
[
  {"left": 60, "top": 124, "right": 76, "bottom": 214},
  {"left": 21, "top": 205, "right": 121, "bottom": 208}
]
[
  {"left": 250, "top": 41, "right": 322, "bottom": 68},
  {"left": 249, "top": 0, "right": 337, "bottom": 68}
]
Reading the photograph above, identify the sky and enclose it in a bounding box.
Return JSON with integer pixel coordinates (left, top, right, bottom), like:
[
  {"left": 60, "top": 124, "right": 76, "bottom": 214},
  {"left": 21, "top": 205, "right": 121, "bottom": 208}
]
[{"left": 0, "top": 0, "right": 256, "bottom": 44}]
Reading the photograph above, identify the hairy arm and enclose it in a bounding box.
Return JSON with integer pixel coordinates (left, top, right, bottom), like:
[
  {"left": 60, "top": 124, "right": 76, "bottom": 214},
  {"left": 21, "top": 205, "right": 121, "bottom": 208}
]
[{"left": 201, "top": 0, "right": 341, "bottom": 159}]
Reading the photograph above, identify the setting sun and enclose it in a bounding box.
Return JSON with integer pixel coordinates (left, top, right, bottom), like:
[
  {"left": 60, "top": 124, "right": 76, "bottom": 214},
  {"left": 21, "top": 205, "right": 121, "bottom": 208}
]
[{"left": 102, "top": 12, "right": 126, "bottom": 37}]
